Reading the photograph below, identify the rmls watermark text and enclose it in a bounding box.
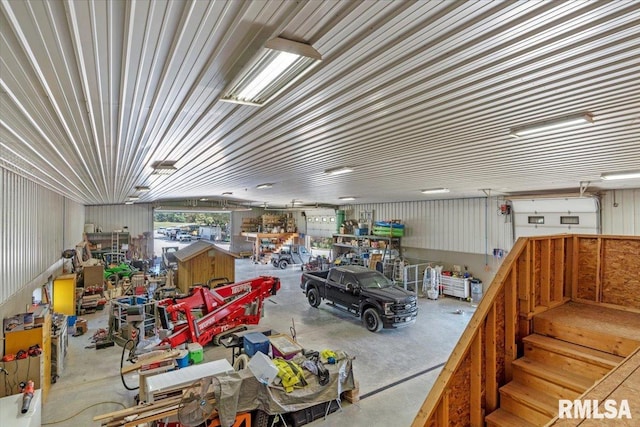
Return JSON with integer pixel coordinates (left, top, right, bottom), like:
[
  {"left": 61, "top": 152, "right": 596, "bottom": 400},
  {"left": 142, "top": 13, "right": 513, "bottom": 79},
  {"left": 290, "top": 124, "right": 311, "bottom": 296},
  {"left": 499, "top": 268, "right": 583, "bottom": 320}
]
[{"left": 559, "top": 399, "right": 632, "bottom": 419}]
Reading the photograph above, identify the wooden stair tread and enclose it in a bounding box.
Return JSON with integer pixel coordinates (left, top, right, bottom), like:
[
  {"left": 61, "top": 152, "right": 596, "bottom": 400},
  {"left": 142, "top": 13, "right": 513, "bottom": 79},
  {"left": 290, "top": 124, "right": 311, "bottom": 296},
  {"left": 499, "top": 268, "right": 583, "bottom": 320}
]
[
  {"left": 534, "top": 302, "right": 640, "bottom": 343},
  {"left": 485, "top": 408, "right": 537, "bottom": 427},
  {"left": 523, "top": 334, "right": 624, "bottom": 368},
  {"left": 512, "top": 357, "right": 594, "bottom": 392},
  {"left": 533, "top": 302, "right": 640, "bottom": 357},
  {"left": 500, "top": 382, "right": 558, "bottom": 416}
]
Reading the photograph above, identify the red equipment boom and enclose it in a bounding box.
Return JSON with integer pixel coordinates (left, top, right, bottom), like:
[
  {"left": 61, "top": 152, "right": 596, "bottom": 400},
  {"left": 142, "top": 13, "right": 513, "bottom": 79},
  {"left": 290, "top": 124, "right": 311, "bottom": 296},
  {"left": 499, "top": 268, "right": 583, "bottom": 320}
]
[{"left": 156, "top": 276, "right": 280, "bottom": 348}]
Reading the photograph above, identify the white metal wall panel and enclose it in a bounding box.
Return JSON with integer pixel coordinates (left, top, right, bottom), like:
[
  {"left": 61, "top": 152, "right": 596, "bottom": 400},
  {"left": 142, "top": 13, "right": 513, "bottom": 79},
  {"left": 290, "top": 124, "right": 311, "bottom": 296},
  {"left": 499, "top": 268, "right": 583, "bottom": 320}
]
[
  {"left": 510, "top": 197, "right": 600, "bottom": 239},
  {"left": 84, "top": 204, "right": 154, "bottom": 237},
  {"left": 344, "top": 198, "right": 513, "bottom": 255},
  {"left": 64, "top": 198, "right": 85, "bottom": 249},
  {"left": 601, "top": 189, "right": 640, "bottom": 236},
  {"left": 1, "top": 167, "right": 65, "bottom": 305}
]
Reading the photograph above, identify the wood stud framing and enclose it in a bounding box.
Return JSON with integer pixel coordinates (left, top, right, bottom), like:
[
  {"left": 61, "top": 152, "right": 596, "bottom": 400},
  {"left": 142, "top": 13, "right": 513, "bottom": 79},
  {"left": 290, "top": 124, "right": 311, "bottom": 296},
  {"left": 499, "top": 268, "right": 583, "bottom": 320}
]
[{"left": 413, "top": 234, "right": 640, "bottom": 426}]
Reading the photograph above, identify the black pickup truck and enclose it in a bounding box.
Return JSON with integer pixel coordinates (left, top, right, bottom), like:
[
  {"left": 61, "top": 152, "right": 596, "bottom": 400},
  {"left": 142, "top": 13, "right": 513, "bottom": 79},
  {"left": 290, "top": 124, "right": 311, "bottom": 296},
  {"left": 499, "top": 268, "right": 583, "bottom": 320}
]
[{"left": 300, "top": 265, "right": 418, "bottom": 332}]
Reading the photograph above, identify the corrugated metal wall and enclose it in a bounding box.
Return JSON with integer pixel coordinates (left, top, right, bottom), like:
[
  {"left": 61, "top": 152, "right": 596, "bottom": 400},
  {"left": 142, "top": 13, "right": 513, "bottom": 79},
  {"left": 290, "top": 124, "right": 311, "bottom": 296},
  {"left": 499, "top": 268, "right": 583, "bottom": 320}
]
[
  {"left": 601, "top": 189, "right": 640, "bottom": 235},
  {"left": 64, "top": 198, "right": 85, "bottom": 249},
  {"left": 1, "top": 168, "right": 65, "bottom": 303},
  {"left": 344, "top": 197, "right": 514, "bottom": 255},
  {"left": 85, "top": 204, "right": 154, "bottom": 237},
  {"left": 84, "top": 203, "right": 155, "bottom": 258}
]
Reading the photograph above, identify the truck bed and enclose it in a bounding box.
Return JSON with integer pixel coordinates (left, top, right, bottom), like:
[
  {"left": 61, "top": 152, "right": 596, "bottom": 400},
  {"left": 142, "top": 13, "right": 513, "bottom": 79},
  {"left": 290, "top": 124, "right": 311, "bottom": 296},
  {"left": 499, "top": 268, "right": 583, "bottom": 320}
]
[{"left": 302, "top": 270, "right": 330, "bottom": 280}]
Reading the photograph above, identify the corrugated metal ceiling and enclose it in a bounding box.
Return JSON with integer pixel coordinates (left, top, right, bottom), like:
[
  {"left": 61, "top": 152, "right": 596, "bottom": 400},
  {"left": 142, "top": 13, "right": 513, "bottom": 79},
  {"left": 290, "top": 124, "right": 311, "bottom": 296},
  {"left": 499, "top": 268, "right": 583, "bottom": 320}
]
[{"left": 1, "top": 0, "right": 639, "bottom": 207}]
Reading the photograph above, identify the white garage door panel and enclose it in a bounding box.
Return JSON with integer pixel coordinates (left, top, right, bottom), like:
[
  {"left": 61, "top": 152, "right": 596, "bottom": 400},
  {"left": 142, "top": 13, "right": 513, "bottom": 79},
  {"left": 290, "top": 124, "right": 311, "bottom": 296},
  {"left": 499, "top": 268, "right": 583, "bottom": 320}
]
[{"left": 511, "top": 197, "right": 600, "bottom": 239}]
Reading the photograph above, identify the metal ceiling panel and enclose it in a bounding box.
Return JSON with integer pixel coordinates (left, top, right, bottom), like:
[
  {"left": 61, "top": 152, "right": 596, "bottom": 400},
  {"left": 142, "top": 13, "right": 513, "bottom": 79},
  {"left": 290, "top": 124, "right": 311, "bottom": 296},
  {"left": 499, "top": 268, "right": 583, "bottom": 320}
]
[{"left": 1, "top": 0, "right": 639, "bottom": 207}]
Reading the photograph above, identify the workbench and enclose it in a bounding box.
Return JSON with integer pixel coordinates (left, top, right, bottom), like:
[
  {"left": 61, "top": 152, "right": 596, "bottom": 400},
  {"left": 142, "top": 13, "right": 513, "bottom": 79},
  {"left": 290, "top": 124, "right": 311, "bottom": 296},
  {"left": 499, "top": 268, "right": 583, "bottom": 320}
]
[{"left": 0, "top": 389, "right": 42, "bottom": 427}]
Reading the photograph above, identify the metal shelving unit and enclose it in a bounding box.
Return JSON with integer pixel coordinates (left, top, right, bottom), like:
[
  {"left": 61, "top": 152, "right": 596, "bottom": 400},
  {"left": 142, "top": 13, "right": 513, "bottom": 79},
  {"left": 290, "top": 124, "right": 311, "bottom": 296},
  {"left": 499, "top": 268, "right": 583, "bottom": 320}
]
[{"left": 332, "top": 234, "right": 401, "bottom": 271}]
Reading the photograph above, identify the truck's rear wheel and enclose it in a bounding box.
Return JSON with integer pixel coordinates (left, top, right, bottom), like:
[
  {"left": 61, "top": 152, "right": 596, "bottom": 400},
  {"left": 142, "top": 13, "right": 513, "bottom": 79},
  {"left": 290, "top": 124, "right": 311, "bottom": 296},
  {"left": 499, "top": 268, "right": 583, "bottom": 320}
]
[
  {"left": 307, "top": 288, "right": 320, "bottom": 308},
  {"left": 278, "top": 260, "right": 289, "bottom": 269},
  {"left": 363, "top": 308, "right": 383, "bottom": 332}
]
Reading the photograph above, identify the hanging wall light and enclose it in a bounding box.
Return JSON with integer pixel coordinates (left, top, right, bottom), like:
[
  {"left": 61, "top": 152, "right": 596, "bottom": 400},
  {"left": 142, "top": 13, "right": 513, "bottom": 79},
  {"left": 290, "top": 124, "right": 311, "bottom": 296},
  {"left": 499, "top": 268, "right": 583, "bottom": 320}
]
[{"left": 220, "top": 37, "right": 322, "bottom": 106}]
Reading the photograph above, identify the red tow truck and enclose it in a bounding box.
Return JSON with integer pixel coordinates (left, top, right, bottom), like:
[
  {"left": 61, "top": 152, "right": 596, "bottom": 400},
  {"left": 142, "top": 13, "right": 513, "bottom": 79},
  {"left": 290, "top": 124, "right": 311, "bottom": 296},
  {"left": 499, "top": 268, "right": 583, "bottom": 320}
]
[{"left": 156, "top": 276, "right": 280, "bottom": 348}]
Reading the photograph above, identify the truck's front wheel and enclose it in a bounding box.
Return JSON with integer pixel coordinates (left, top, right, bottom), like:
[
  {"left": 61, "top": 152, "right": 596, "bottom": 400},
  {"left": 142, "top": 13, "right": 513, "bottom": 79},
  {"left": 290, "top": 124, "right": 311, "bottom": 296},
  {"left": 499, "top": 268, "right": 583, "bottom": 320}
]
[
  {"left": 278, "top": 260, "right": 289, "bottom": 269},
  {"left": 363, "top": 308, "right": 383, "bottom": 332},
  {"left": 307, "top": 288, "right": 321, "bottom": 308}
]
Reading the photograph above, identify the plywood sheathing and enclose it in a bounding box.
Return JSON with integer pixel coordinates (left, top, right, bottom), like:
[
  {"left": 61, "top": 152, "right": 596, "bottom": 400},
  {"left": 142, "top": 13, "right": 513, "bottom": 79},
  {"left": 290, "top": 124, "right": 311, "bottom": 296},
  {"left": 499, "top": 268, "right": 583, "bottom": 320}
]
[
  {"left": 601, "top": 239, "right": 640, "bottom": 310},
  {"left": 577, "top": 238, "right": 598, "bottom": 301}
]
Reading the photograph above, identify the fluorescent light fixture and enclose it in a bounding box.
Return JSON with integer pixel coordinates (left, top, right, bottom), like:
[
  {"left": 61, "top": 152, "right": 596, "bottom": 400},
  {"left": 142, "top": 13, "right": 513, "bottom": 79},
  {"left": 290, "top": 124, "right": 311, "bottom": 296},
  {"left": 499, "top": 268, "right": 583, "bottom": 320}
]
[
  {"left": 256, "top": 183, "right": 273, "bottom": 189},
  {"left": 135, "top": 186, "right": 150, "bottom": 192},
  {"left": 421, "top": 188, "right": 450, "bottom": 194},
  {"left": 339, "top": 196, "right": 356, "bottom": 201},
  {"left": 601, "top": 170, "right": 640, "bottom": 180},
  {"left": 324, "top": 166, "right": 354, "bottom": 175},
  {"left": 128, "top": 195, "right": 140, "bottom": 200},
  {"left": 222, "top": 192, "right": 233, "bottom": 196},
  {"left": 124, "top": 201, "right": 134, "bottom": 205},
  {"left": 199, "top": 198, "right": 209, "bottom": 201},
  {"left": 151, "top": 160, "right": 177, "bottom": 175},
  {"left": 220, "top": 37, "right": 321, "bottom": 106},
  {"left": 510, "top": 113, "right": 594, "bottom": 138}
]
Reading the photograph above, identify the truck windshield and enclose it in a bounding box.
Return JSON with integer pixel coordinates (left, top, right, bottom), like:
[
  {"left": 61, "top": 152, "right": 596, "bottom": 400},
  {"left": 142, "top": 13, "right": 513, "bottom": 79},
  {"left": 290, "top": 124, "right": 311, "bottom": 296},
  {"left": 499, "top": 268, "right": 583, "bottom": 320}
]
[{"left": 358, "top": 272, "right": 393, "bottom": 289}]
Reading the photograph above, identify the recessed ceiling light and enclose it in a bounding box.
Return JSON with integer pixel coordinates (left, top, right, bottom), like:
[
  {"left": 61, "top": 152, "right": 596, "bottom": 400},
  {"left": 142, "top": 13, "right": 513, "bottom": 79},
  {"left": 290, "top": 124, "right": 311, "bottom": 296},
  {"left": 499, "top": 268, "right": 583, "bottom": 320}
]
[
  {"left": 220, "top": 37, "right": 322, "bottom": 106},
  {"left": 509, "top": 113, "right": 594, "bottom": 138},
  {"left": 256, "top": 183, "right": 273, "bottom": 189},
  {"left": 600, "top": 170, "right": 640, "bottom": 180},
  {"left": 135, "top": 186, "right": 150, "bottom": 192},
  {"left": 151, "top": 160, "right": 178, "bottom": 175},
  {"left": 339, "top": 196, "right": 356, "bottom": 201},
  {"left": 421, "top": 188, "right": 450, "bottom": 194},
  {"left": 324, "top": 166, "right": 353, "bottom": 175},
  {"left": 128, "top": 195, "right": 139, "bottom": 200}
]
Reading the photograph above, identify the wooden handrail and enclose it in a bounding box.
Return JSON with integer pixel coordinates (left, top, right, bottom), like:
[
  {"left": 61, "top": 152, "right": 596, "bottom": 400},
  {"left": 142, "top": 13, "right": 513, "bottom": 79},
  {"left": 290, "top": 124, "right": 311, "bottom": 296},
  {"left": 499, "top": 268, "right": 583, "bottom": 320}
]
[
  {"left": 412, "top": 234, "right": 640, "bottom": 426},
  {"left": 411, "top": 237, "right": 529, "bottom": 426}
]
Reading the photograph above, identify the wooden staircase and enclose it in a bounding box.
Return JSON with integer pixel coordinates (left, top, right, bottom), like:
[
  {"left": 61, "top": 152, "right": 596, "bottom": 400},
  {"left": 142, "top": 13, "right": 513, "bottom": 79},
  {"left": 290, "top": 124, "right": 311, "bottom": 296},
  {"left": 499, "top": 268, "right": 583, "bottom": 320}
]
[
  {"left": 486, "top": 302, "right": 640, "bottom": 426},
  {"left": 261, "top": 233, "right": 297, "bottom": 265}
]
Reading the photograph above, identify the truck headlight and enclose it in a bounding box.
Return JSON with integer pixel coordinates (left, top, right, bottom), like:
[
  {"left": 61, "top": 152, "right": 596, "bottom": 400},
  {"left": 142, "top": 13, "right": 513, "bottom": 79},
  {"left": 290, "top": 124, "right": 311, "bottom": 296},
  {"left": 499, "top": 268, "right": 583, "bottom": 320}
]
[{"left": 384, "top": 303, "right": 393, "bottom": 315}]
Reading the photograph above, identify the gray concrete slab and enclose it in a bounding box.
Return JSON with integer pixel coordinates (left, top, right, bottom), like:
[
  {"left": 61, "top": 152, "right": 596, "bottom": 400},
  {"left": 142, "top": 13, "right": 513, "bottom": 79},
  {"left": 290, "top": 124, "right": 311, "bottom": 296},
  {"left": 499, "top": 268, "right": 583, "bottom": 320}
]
[{"left": 42, "top": 258, "right": 474, "bottom": 426}]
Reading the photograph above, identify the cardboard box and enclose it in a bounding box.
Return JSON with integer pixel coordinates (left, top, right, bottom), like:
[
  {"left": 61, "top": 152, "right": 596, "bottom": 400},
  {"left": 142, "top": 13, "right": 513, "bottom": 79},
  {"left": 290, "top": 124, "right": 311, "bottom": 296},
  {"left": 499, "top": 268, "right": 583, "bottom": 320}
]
[
  {"left": 83, "top": 265, "right": 104, "bottom": 287},
  {"left": 269, "top": 334, "right": 303, "bottom": 359},
  {"left": 76, "top": 318, "right": 88, "bottom": 334}
]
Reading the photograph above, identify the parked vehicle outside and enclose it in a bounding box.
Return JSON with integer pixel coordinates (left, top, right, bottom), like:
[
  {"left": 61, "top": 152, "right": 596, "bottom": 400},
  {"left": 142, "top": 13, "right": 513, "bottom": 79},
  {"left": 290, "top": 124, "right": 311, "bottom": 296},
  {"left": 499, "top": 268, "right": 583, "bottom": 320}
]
[{"left": 177, "top": 231, "right": 192, "bottom": 242}]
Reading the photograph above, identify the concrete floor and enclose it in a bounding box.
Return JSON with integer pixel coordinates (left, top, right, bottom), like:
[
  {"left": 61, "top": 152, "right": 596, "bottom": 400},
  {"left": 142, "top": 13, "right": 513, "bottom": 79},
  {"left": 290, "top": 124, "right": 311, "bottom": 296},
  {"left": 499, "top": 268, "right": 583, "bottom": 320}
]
[{"left": 43, "top": 258, "right": 474, "bottom": 426}]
